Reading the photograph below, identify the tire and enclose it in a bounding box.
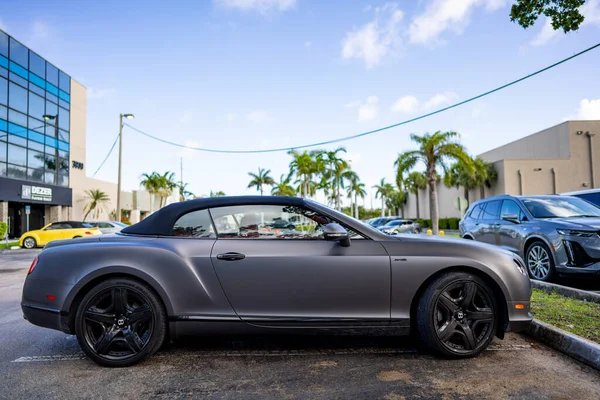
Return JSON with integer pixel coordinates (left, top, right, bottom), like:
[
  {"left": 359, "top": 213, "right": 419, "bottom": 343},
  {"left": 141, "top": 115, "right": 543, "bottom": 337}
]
[
  {"left": 74, "top": 278, "right": 167, "bottom": 367},
  {"left": 22, "top": 237, "right": 37, "bottom": 249},
  {"left": 416, "top": 272, "right": 498, "bottom": 359},
  {"left": 525, "top": 241, "right": 555, "bottom": 282}
]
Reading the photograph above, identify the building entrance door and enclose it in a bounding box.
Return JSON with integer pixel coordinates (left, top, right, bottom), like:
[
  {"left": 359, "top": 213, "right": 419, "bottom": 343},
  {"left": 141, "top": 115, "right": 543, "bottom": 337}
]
[{"left": 7, "top": 203, "right": 46, "bottom": 238}]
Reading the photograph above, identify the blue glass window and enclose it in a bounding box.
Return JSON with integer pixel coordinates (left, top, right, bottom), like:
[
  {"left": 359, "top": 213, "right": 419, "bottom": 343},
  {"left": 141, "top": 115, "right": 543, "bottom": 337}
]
[
  {"left": 8, "top": 109, "right": 27, "bottom": 126},
  {"left": 0, "top": 105, "right": 6, "bottom": 119},
  {"left": 46, "top": 63, "right": 58, "bottom": 86},
  {"left": 58, "top": 140, "right": 69, "bottom": 151},
  {"left": 0, "top": 142, "right": 5, "bottom": 162},
  {"left": 59, "top": 71, "right": 70, "bottom": 93},
  {"left": 9, "top": 72, "right": 28, "bottom": 87},
  {"left": 8, "top": 133, "right": 27, "bottom": 146},
  {"left": 8, "top": 122, "right": 27, "bottom": 138},
  {"left": 28, "top": 117, "right": 44, "bottom": 133},
  {"left": 46, "top": 92, "right": 58, "bottom": 104},
  {"left": 28, "top": 140, "right": 44, "bottom": 152},
  {"left": 58, "top": 90, "right": 70, "bottom": 102},
  {"left": 8, "top": 82, "right": 27, "bottom": 113},
  {"left": 58, "top": 107, "right": 69, "bottom": 131},
  {"left": 9, "top": 38, "right": 28, "bottom": 68},
  {"left": 28, "top": 129, "right": 45, "bottom": 144},
  {"left": 0, "top": 32, "right": 7, "bottom": 57},
  {"left": 46, "top": 82, "right": 59, "bottom": 96},
  {"left": 27, "top": 149, "right": 44, "bottom": 169},
  {"left": 58, "top": 174, "right": 68, "bottom": 187},
  {"left": 7, "top": 144, "right": 26, "bottom": 166},
  {"left": 9, "top": 61, "right": 28, "bottom": 79},
  {"left": 58, "top": 129, "right": 69, "bottom": 142},
  {"left": 28, "top": 92, "right": 45, "bottom": 120},
  {"left": 0, "top": 55, "right": 7, "bottom": 69},
  {"left": 7, "top": 164, "right": 26, "bottom": 180},
  {"left": 0, "top": 77, "right": 6, "bottom": 105},
  {"left": 29, "top": 51, "right": 45, "bottom": 78},
  {"left": 29, "top": 72, "right": 45, "bottom": 89},
  {"left": 45, "top": 136, "right": 57, "bottom": 148},
  {"left": 45, "top": 100, "right": 58, "bottom": 119},
  {"left": 0, "top": 163, "right": 6, "bottom": 177},
  {"left": 0, "top": 118, "right": 6, "bottom": 132},
  {"left": 0, "top": 66, "right": 6, "bottom": 79},
  {"left": 59, "top": 99, "right": 69, "bottom": 110},
  {"left": 29, "top": 83, "right": 44, "bottom": 97}
]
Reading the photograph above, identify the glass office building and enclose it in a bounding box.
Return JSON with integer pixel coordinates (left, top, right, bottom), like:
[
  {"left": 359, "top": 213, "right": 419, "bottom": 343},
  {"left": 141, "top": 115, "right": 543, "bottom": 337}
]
[{"left": 0, "top": 29, "right": 74, "bottom": 237}]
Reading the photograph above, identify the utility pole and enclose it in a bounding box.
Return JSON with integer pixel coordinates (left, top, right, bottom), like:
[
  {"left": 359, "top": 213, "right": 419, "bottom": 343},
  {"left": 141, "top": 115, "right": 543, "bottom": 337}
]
[{"left": 117, "top": 114, "right": 135, "bottom": 222}]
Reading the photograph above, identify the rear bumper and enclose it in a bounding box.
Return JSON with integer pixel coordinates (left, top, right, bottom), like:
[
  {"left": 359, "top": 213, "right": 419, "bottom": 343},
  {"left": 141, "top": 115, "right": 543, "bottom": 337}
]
[{"left": 21, "top": 304, "right": 71, "bottom": 333}]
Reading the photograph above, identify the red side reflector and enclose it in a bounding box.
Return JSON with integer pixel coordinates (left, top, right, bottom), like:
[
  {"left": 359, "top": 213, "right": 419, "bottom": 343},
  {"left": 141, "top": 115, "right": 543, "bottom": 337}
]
[
  {"left": 28, "top": 257, "right": 38, "bottom": 275},
  {"left": 46, "top": 295, "right": 56, "bottom": 301},
  {"left": 84, "top": 231, "right": 92, "bottom": 235},
  {"left": 515, "top": 304, "right": 525, "bottom": 309}
]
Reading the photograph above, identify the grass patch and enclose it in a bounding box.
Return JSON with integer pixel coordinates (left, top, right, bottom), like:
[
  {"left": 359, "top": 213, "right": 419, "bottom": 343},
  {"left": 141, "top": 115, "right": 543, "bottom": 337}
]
[
  {"left": 531, "top": 288, "right": 600, "bottom": 344},
  {"left": 0, "top": 241, "right": 18, "bottom": 250}
]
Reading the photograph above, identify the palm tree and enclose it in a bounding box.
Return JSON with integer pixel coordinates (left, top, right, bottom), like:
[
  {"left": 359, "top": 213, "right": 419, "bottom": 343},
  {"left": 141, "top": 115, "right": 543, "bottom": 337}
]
[
  {"left": 140, "top": 172, "right": 161, "bottom": 212},
  {"left": 210, "top": 190, "right": 226, "bottom": 197},
  {"left": 373, "top": 178, "right": 394, "bottom": 217},
  {"left": 404, "top": 171, "right": 427, "bottom": 219},
  {"left": 395, "top": 131, "right": 471, "bottom": 234},
  {"left": 81, "top": 189, "right": 111, "bottom": 221},
  {"left": 271, "top": 174, "right": 296, "bottom": 196},
  {"left": 478, "top": 160, "right": 498, "bottom": 199},
  {"left": 177, "top": 182, "right": 194, "bottom": 201},
  {"left": 322, "top": 147, "right": 353, "bottom": 210},
  {"left": 347, "top": 175, "right": 367, "bottom": 219},
  {"left": 288, "top": 150, "right": 324, "bottom": 198},
  {"left": 386, "top": 188, "right": 408, "bottom": 217},
  {"left": 247, "top": 167, "right": 275, "bottom": 195},
  {"left": 141, "top": 171, "right": 177, "bottom": 210},
  {"left": 444, "top": 157, "right": 498, "bottom": 206}
]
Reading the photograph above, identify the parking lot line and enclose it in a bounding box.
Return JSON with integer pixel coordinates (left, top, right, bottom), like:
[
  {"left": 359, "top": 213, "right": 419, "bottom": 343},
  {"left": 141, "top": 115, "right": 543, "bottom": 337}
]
[{"left": 12, "top": 343, "right": 531, "bottom": 363}]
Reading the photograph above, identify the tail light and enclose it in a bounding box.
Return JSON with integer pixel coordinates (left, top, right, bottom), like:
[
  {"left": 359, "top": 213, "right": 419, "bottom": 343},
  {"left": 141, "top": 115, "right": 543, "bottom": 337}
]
[{"left": 28, "top": 257, "right": 39, "bottom": 275}]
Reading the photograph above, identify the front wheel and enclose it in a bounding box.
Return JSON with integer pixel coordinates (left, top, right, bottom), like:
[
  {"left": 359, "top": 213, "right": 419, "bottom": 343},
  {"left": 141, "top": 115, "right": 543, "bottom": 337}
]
[
  {"left": 525, "top": 241, "right": 555, "bottom": 281},
  {"left": 22, "top": 237, "right": 37, "bottom": 249},
  {"left": 416, "top": 272, "right": 498, "bottom": 358},
  {"left": 74, "top": 278, "right": 167, "bottom": 367}
]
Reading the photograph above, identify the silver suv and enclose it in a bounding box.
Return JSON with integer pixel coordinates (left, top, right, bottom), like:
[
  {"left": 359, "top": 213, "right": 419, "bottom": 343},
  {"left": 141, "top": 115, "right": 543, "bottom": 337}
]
[{"left": 459, "top": 195, "right": 600, "bottom": 281}]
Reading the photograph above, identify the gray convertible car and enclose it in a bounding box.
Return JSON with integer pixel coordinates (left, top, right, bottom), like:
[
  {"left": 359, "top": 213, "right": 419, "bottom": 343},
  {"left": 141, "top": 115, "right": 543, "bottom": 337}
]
[{"left": 22, "top": 196, "right": 532, "bottom": 367}]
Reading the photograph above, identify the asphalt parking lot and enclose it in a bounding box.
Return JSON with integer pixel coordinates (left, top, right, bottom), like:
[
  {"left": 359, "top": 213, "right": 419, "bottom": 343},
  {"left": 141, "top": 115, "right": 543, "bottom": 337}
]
[{"left": 1, "top": 250, "right": 600, "bottom": 399}]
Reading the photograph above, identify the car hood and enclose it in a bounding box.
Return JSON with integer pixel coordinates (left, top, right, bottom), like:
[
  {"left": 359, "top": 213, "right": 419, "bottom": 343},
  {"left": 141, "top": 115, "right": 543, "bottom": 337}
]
[{"left": 545, "top": 217, "right": 600, "bottom": 230}]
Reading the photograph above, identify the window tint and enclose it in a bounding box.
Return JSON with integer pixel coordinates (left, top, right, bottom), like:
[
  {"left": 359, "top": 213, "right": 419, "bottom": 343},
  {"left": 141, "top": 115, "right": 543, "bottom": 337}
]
[
  {"left": 9, "top": 38, "right": 27, "bottom": 68},
  {"left": 481, "top": 200, "right": 501, "bottom": 219},
  {"left": 46, "top": 223, "right": 69, "bottom": 230},
  {"left": 46, "top": 63, "right": 59, "bottom": 86},
  {"left": 522, "top": 197, "right": 600, "bottom": 218},
  {"left": 99, "top": 222, "right": 112, "bottom": 228},
  {"left": 501, "top": 200, "right": 523, "bottom": 219},
  {"left": 28, "top": 92, "right": 45, "bottom": 119},
  {"left": 575, "top": 193, "right": 600, "bottom": 208},
  {"left": 0, "top": 31, "right": 8, "bottom": 57},
  {"left": 8, "top": 82, "right": 27, "bottom": 113},
  {"left": 0, "top": 77, "right": 6, "bottom": 105},
  {"left": 469, "top": 204, "right": 483, "bottom": 219},
  {"left": 209, "top": 204, "right": 361, "bottom": 240},
  {"left": 29, "top": 52, "right": 45, "bottom": 78},
  {"left": 172, "top": 209, "right": 215, "bottom": 238}
]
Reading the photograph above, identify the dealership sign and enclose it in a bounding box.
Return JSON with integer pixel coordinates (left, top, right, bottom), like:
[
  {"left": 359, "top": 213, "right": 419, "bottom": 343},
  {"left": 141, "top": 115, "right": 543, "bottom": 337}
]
[{"left": 21, "top": 185, "right": 52, "bottom": 202}]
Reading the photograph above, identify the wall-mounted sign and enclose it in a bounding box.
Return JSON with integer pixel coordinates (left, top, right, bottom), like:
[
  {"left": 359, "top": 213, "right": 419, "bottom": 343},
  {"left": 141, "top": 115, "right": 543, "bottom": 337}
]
[
  {"left": 72, "top": 161, "right": 84, "bottom": 170},
  {"left": 21, "top": 185, "right": 52, "bottom": 202}
]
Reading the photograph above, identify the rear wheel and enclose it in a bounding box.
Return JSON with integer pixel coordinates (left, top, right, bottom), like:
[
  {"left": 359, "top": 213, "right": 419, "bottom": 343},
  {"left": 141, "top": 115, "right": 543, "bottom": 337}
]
[
  {"left": 74, "top": 278, "right": 167, "bottom": 367},
  {"left": 525, "top": 241, "right": 555, "bottom": 281},
  {"left": 22, "top": 237, "right": 37, "bottom": 249},
  {"left": 416, "top": 272, "right": 498, "bottom": 358}
]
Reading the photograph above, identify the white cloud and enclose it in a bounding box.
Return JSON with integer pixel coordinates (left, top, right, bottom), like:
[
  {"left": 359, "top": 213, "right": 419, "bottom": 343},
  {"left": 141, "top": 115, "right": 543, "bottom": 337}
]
[
  {"left": 226, "top": 112, "right": 238, "bottom": 122},
  {"left": 530, "top": 18, "right": 559, "bottom": 47},
  {"left": 87, "top": 87, "right": 116, "bottom": 100},
  {"left": 571, "top": 99, "right": 600, "bottom": 120},
  {"left": 304, "top": 41, "right": 311, "bottom": 48},
  {"left": 344, "top": 100, "right": 360, "bottom": 109},
  {"left": 390, "top": 95, "right": 419, "bottom": 114},
  {"left": 215, "top": 0, "right": 296, "bottom": 14},
  {"left": 341, "top": 3, "right": 404, "bottom": 68},
  {"left": 582, "top": 0, "right": 600, "bottom": 25},
  {"left": 246, "top": 111, "right": 271, "bottom": 123},
  {"left": 409, "top": 0, "right": 509, "bottom": 46},
  {"left": 422, "top": 91, "right": 458, "bottom": 110},
  {"left": 358, "top": 96, "right": 379, "bottom": 122}
]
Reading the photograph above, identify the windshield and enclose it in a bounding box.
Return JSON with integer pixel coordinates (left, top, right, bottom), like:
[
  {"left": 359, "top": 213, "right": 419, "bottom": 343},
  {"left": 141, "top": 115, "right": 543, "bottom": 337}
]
[
  {"left": 521, "top": 197, "right": 600, "bottom": 218},
  {"left": 113, "top": 222, "right": 129, "bottom": 227}
]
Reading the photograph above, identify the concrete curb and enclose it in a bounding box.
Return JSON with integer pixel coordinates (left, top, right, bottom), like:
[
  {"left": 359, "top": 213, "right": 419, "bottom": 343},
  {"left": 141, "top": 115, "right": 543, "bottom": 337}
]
[
  {"left": 525, "top": 319, "right": 600, "bottom": 371},
  {"left": 531, "top": 280, "right": 600, "bottom": 304}
]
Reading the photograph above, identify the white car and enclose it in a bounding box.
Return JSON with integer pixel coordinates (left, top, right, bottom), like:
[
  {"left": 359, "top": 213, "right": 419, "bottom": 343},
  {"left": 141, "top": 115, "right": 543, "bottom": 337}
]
[{"left": 87, "top": 221, "right": 128, "bottom": 234}]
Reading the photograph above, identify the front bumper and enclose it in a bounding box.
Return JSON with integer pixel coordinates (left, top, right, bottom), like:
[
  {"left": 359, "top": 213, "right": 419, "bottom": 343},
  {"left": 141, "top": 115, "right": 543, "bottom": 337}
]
[{"left": 506, "top": 301, "right": 533, "bottom": 333}]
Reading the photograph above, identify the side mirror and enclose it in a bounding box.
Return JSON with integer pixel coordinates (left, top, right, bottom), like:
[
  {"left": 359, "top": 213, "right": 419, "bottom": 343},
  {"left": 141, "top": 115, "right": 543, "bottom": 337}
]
[
  {"left": 501, "top": 213, "right": 520, "bottom": 224},
  {"left": 323, "top": 223, "right": 350, "bottom": 247}
]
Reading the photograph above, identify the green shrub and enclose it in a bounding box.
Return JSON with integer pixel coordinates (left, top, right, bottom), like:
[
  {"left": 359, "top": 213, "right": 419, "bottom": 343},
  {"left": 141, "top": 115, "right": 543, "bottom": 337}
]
[{"left": 0, "top": 222, "right": 7, "bottom": 239}]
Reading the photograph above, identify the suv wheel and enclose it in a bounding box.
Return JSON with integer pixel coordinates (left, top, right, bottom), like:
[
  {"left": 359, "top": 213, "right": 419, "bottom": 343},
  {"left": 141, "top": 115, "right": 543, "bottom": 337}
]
[{"left": 525, "top": 241, "right": 555, "bottom": 281}]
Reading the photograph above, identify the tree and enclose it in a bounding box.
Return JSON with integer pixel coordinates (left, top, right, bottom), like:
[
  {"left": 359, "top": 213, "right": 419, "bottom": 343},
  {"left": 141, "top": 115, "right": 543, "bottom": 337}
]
[
  {"left": 386, "top": 189, "right": 408, "bottom": 217},
  {"left": 404, "top": 171, "right": 427, "bottom": 219},
  {"left": 81, "top": 189, "right": 111, "bottom": 221},
  {"left": 444, "top": 158, "right": 479, "bottom": 205},
  {"left": 247, "top": 168, "right": 275, "bottom": 195},
  {"left": 347, "top": 174, "right": 366, "bottom": 219},
  {"left": 510, "top": 0, "right": 586, "bottom": 33},
  {"left": 395, "top": 131, "right": 471, "bottom": 234},
  {"left": 210, "top": 190, "right": 226, "bottom": 197},
  {"left": 271, "top": 174, "right": 296, "bottom": 196},
  {"left": 288, "top": 150, "right": 324, "bottom": 198},
  {"left": 479, "top": 160, "right": 498, "bottom": 199},
  {"left": 140, "top": 171, "right": 177, "bottom": 211},
  {"left": 373, "top": 178, "right": 394, "bottom": 217},
  {"left": 322, "top": 147, "right": 353, "bottom": 210},
  {"left": 177, "top": 182, "right": 194, "bottom": 202},
  {"left": 140, "top": 172, "right": 161, "bottom": 212}
]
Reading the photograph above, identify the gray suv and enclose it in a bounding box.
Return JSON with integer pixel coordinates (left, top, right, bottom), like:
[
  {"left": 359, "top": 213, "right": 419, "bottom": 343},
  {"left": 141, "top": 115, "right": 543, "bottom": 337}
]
[{"left": 460, "top": 195, "right": 600, "bottom": 281}]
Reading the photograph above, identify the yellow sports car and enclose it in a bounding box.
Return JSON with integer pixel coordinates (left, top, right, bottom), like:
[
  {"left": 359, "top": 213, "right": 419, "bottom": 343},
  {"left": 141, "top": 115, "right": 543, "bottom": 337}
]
[{"left": 19, "top": 221, "right": 102, "bottom": 249}]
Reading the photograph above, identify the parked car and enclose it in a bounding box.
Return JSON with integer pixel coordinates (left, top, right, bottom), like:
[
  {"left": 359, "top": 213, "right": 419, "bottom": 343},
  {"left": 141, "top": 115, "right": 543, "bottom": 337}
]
[
  {"left": 460, "top": 194, "right": 600, "bottom": 281},
  {"left": 562, "top": 188, "right": 600, "bottom": 208},
  {"left": 87, "top": 221, "right": 128, "bottom": 234},
  {"left": 19, "top": 221, "right": 102, "bottom": 249},
  {"left": 368, "top": 216, "right": 401, "bottom": 228},
  {"left": 22, "top": 196, "right": 531, "bottom": 367},
  {"left": 378, "top": 219, "right": 422, "bottom": 235}
]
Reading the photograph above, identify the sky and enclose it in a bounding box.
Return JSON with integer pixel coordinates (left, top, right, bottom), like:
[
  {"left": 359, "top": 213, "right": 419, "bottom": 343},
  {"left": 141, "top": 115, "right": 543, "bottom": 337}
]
[{"left": 1, "top": 0, "right": 600, "bottom": 206}]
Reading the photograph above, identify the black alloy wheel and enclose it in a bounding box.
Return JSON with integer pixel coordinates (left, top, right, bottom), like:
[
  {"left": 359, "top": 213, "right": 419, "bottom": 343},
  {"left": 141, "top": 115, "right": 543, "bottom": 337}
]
[
  {"left": 75, "top": 278, "right": 166, "bottom": 367},
  {"left": 417, "top": 272, "right": 497, "bottom": 358}
]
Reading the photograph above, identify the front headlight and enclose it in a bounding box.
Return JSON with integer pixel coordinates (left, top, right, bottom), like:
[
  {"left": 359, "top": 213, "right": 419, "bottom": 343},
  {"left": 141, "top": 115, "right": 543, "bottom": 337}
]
[{"left": 556, "top": 229, "right": 597, "bottom": 237}]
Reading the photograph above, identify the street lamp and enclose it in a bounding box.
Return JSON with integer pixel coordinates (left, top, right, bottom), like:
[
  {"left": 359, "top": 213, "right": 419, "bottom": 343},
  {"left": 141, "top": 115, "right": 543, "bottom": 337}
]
[
  {"left": 43, "top": 114, "right": 60, "bottom": 185},
  {"left": 117, "top": 113, "right": 135, "bottom": 222}
]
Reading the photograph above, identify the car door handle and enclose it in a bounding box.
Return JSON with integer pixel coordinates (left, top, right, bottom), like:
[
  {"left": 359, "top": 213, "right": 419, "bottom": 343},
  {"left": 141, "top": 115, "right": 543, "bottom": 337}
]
[{"left": 216, "top": 252, "right": 246, "bottom": 261}]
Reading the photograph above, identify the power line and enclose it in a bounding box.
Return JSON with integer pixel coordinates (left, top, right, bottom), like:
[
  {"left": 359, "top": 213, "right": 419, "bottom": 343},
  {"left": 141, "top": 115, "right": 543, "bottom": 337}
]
[
  {"left": 125, "top": 42, "right": 600, "bottom": 154},
  {"left": 92, "top": 133, "right": 120, "bottom": 177}
]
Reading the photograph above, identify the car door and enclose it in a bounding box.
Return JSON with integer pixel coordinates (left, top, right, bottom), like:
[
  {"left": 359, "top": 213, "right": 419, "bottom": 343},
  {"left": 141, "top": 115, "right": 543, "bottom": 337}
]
[
  {"left": 497, "top": 199, "right": 527, "bottom": 253},
  {"left": 478, "top": 200, "right": 502, "bottom": 245},
  {"left": 209, "top": 204, "right": 391, "bottom": 325}
]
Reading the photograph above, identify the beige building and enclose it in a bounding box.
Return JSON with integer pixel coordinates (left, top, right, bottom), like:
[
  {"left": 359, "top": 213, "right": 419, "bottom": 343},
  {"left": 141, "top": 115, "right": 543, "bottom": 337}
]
[{"left": 403, "top": 120, "right": 600, "bottom": 219}]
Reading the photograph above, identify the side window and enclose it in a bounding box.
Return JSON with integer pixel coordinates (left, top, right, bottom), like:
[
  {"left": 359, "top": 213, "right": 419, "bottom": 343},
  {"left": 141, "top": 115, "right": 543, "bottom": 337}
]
[
  {"left": 172, "top": 209, "right": 216, "bottom": 238},
  {"left": 99, "top": 222, "right": 112, "bottom": 228},
  {"left": 209, "top": 205, "right": 361, "bottom": 240},
  {"left": 63, "top": 223, "right": 73, "bottom": 229},
  {"left": 501, "top": 200, "right": 523, "bottom": 219},
  {"left": 481, "top": 200, "right": 501, "bottom": 220},
  {"left": 469, "top": 204, "right": 483, "bottom": 219},
  {"left": 577, "top": 193, "right": 600, "bottom": 208},
  {"left": 46, "top": 223, "right": 61, "bottom": 230}
]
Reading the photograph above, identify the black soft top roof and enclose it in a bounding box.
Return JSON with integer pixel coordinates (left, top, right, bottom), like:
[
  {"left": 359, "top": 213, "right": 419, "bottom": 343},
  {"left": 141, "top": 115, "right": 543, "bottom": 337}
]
[{"left": 121, "top": 196, "right": 307, "bottom": 236}]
